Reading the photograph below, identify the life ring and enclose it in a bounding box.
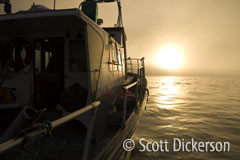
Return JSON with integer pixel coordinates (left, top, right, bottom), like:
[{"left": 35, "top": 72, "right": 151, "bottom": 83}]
[{"left": 0, "top": 38, "right": 33, "bottom": 72}]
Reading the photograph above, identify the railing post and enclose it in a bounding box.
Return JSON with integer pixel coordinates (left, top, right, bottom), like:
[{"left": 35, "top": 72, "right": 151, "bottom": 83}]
[
  {"left": 135, "top": 80, "right": 139, "bottom": 110},
  {"left": 121, "top": 89, "right": 127, "bottom": 128},
  {"left": 130, "top": 58, "right": 133, "bottom": 73},
  {"left": 142, "top": 58, "right": 145, "bottom": 77},
  {"left": 140, "top": 58, "right": 145, "bottom": 99},
  {"left": 82, "top": 106, "right": 98, "bottom": 160},
  {"left": 142, "top": 58, "right": 145, "bottom": 97},
  {"left": 137, "top": 59, "right": 140, "bottom": 100},
  {"left": 137, "top": 59, "right": 139, "bottom": 75},
  {"left": 139, "top": 69, "right": 142, "bottom": 99}
]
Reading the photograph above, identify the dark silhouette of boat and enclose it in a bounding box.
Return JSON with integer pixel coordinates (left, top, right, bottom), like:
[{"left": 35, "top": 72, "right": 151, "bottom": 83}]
[{"left": 0, "top": 0, "right": 148, "bottom": 159}]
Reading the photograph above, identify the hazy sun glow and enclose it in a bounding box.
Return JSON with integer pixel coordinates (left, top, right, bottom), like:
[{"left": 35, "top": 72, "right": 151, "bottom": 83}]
[{"left": 156, "top": 45, "right": 183, "bottom": 70}]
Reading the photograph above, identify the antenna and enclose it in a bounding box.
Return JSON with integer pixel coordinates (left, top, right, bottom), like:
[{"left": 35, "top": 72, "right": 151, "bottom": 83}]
[{"left": 54, "top": 0, "right": 56, "bottom": 10}]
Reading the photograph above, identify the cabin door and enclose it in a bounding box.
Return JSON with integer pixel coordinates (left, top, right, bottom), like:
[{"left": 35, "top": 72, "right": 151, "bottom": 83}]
[{"left": 33, "top": 38, "right": 64, "bottom": 109}]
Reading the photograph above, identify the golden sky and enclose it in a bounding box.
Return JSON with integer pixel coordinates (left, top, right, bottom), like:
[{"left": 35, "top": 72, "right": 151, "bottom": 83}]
[{"left": 1, "top": 0, "right": 240, "bottom": 77}]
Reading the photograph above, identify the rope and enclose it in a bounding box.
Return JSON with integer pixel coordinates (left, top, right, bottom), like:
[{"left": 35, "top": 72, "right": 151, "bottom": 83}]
[
  {"left": 19, "top": 121, "right": 52, "bottom": 160},
  {"left": 38, "top": 121, "right": 53, "bottom": 137}
]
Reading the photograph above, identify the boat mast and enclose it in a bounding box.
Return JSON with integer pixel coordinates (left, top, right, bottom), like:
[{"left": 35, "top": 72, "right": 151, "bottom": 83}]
[{"left": 116, "top": 0, "right": 123, "bottom": 27}]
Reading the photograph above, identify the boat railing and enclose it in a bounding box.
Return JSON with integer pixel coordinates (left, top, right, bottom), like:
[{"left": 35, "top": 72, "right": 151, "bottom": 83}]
[
  {"left": 127, "top": 57, "right": 145, "bottom": 75},
  {"left": 122, "top": 57, "right": 146, "bottom": 127},
  {"left": 0, "top": 101, "right": 101, "bottom": 159},
  {"left": 121, "top": 81, "right": 138, "bottom": 127},
  {"left": 127, "top": 57, "right": 146, "bottom": 99}
]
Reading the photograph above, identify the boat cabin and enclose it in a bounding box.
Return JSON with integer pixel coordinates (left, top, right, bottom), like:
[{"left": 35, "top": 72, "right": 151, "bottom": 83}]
[{"left": 0, "top": 1, "right": 148, "bottom": 160}]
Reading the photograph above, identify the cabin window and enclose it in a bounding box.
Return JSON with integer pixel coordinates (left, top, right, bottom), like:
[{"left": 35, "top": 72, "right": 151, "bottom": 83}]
[
  {"left": 34, "top": 43, "right": 41, "bottom": 73},
  {"left": 34, "top": 41, "right": 57, "bottom": 73},
  {"left": 109, "top": 43, "right": 124, "bottom": 72},
  {"left": 45, "top": 51, "right": 52, "bottom": 69},
  {"left": 117, "top": 48, "right": 123, "bottom": 71},
  {"left": 69, "top": 40, "right": 87, "bottom": 72},
  {"left": 35, "top": 51, "right": 52, "bottom": 72},
  {"left": 109, "top": 43, "right": 117, "bottom": 71},
  {"left": 121, "top": 48, "right": 125, "bottom": 69}
]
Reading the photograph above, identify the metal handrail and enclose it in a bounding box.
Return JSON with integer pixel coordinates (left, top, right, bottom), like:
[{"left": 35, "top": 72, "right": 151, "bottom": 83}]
[
  {"left": 127, "top": 57, "right": 145, "bottom": 75},
  {"left": 127, "top": 57, "right": 143, "bottom": 60},
  {"left": 124, "top": 81, "right": 137, "bottom": 90},
  {"left": 121, "top": 81, "right": 138, "bottom": 127},
  {"left": 0, "top": 101, "right": 101, "bottom": 154},
  {"left": 139, "top": 66, "right": 144, "bottom": 70},
  {"left": 124, "top": 57, "right": 146, "bottom": 126}
]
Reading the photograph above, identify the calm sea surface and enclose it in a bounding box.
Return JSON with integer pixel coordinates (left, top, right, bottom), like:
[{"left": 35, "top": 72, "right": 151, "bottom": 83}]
[{"left": 131, "top": 76, "right": 240, "bottom": 160}]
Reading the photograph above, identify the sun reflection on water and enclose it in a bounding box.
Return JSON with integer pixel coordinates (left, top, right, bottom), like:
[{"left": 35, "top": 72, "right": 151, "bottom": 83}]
[{"left": 157, "top": 76, "right": 179, "bottom": 110}]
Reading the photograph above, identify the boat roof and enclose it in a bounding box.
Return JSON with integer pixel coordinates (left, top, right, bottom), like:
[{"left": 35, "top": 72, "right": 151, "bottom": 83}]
[
  {"left": 0, "top": 8, "right": 108, "bottom": 36},
  {"left": 0, "top": 9, "right": 82, "bottom": 20},
  {"left": 0, "top": 8, "right": 124, "bottom": 45},
  {"left": 0, "top": 8, "right": 102, "bottom": 29}
]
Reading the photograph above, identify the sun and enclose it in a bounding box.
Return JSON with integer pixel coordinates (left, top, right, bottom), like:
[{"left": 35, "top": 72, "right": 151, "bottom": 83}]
[{"left": 157, "top": 45, "right": 183, "bottom": 70}]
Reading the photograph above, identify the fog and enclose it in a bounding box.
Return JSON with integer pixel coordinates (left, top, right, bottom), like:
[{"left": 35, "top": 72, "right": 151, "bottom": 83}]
[{"left": 1, "top": 0, "right": 240, "bottom": 77}]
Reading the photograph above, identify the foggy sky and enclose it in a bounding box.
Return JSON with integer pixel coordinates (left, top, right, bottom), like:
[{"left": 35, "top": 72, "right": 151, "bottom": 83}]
[{"left": 0, "top": 0, "right": 240, "bottom": 77}]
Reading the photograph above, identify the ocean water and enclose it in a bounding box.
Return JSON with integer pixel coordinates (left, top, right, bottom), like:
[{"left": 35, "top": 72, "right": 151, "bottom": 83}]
[{"left": 131, "top": 76, "right": 240, "bottom": 160}]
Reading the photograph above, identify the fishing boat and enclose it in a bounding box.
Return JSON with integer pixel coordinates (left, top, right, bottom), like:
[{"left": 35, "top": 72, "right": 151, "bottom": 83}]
[{"left": 0, "top": 0, "right": 148, "bottom": 159}]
